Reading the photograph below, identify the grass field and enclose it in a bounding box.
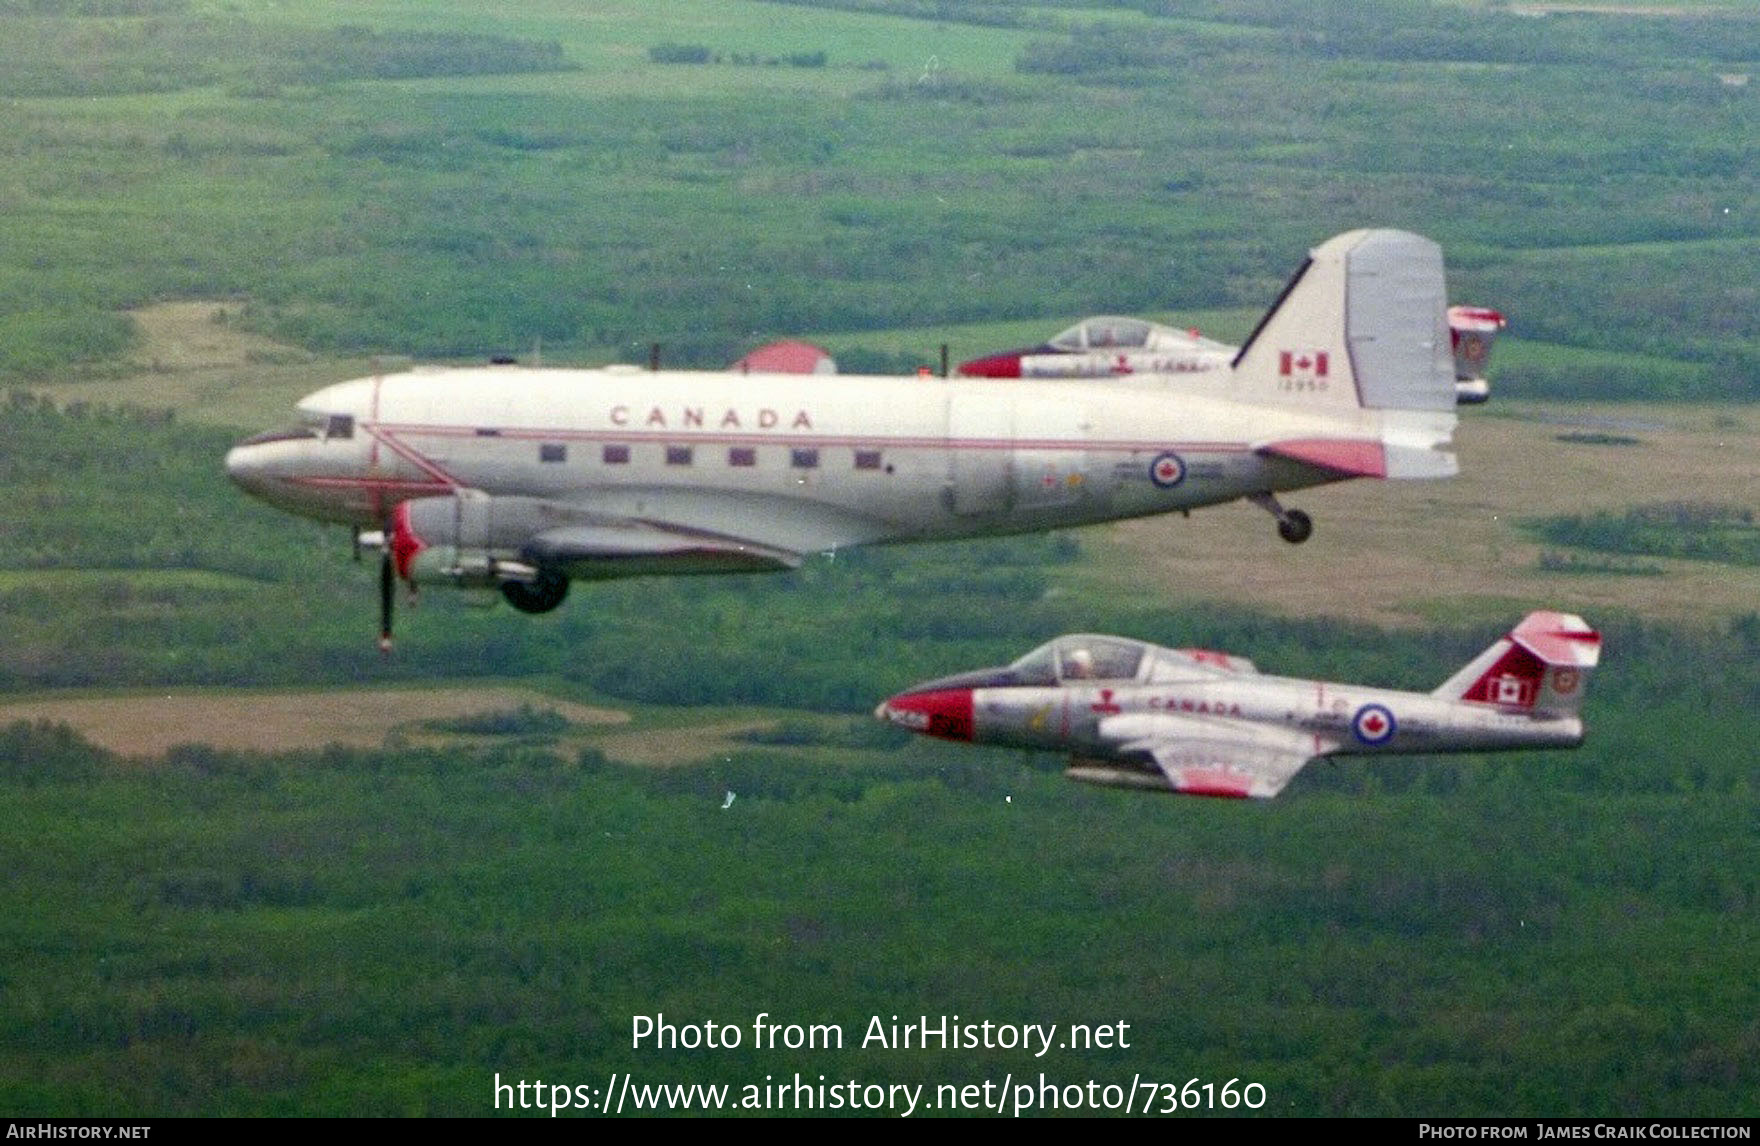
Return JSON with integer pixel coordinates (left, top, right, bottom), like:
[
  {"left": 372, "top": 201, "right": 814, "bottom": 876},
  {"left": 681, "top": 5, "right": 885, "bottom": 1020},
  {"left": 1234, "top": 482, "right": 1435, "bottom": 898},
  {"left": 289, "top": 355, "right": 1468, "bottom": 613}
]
[
  {"left": 4, "top": 0, "right": 1757, "bottom": 390},
  {"left": 0, "top": 686, "right": 626, "bottom": 757},
  {"left": 1093, "top": 401, "right": 1760, "bottom": 627}
]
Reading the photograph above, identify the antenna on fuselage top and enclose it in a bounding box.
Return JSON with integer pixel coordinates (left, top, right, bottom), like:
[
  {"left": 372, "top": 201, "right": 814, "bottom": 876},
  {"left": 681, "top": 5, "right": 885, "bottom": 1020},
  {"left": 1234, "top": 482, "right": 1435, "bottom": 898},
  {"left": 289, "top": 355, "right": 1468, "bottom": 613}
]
[{"left": 649, "top": 342, "right": 661, "bottom": 372}]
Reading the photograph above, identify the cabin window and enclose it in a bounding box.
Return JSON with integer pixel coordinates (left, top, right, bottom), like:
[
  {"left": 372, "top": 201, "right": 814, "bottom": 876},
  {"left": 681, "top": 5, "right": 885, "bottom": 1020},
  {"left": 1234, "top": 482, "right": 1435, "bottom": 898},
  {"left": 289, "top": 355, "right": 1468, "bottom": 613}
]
[
  {"left": 854, "top": 449, "right": 882, "bottom": 471},
  {"left": 791, "top": 448, "right": 820, "bottom": 470},
  {"left": 666, "top": 446, "right": 693, "bottom": 467},
  {"left": 540, "top": 443, "right": 567, "bottom": 464},
  {"left": 603, "top": 444, "right": 630, "bottom": 465},
  {"left": 729, "top": 447, "right": 757, "bottom": 467}
]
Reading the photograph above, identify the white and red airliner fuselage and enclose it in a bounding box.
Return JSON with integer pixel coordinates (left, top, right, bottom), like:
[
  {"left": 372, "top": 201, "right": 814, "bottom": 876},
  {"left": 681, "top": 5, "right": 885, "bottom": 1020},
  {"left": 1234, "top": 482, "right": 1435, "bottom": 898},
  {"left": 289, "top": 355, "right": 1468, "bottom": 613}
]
[
  {"left": 229, "top": 363, "right": 1436, "bottom": 556},
  {"left": 225, "top": 229, "right": 1460, "bottom": 642}
]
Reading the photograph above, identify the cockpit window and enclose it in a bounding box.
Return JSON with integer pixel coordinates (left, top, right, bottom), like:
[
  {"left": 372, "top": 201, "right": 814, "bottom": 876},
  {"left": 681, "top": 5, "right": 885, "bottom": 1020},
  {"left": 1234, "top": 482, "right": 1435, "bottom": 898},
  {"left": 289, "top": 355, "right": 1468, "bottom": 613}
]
[
  {"left": 1049, "top": 318, "right": 1152, "bottom": 352},
  {"left": 1006, "top": 644, "right": 1059, "bottom": 686},
  {"left": 1054, "top": 637, "right": 1144, "bottom": 682},
  {"left": 324, "top": 414, "right": 354, "bottom": 441}
]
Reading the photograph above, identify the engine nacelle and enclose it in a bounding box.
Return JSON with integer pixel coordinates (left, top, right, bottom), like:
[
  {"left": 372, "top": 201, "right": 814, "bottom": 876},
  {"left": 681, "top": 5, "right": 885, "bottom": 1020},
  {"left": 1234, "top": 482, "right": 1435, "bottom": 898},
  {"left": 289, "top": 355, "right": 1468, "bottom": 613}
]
[{"left": 391, "top": 490, "right": 568, "bottom": 591}]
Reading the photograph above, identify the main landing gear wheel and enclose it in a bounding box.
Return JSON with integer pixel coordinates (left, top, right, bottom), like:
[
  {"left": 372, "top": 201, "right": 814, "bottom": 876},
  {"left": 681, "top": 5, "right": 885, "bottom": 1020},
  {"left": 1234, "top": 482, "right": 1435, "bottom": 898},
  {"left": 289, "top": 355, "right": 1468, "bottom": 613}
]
[
  {"left": 1248, "top": 492, "right": 1314, "bottom": 545},
  {"left": 502, "top": 571, "right": 570, "bottom": 614}
]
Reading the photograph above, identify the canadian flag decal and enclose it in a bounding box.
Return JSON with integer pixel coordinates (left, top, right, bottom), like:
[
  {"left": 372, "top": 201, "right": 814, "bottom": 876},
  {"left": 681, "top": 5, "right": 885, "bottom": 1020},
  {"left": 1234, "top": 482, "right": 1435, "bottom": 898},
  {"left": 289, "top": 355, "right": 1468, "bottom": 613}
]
[{"left": 1279, "top": 350, "right": 1330, "bottom": 378}]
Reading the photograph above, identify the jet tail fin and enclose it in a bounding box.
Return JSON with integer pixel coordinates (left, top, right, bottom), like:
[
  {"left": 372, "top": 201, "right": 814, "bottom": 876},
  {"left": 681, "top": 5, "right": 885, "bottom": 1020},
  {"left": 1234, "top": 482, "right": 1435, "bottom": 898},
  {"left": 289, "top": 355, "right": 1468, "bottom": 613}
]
[
  {"left": 1234, "top": 229, "right": 1457, "bottom": 479},
  {"left": 1448, "top": 305, "right": 1505, "bottom": 404},
  {"left": 1432, "top": 611, "right": 1602, "bottom": 717}
]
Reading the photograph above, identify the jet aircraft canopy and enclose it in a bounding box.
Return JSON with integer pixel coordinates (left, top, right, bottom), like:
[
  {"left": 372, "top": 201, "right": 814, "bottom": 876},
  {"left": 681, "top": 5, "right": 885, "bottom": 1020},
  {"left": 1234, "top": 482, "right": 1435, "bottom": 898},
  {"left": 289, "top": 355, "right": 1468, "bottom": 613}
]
[
  {"left": 1044, "top": 317, "right": 1234, "bottom": 356},
  {"left": 1008, "top": 635, "right": 1145, "bottom": 684},
  {"left": 1048, "top": 317, "right": 1154, "bottom": 351},
  {"left": 1003, "top": 635, "right": 1259, "bottom": 687}
]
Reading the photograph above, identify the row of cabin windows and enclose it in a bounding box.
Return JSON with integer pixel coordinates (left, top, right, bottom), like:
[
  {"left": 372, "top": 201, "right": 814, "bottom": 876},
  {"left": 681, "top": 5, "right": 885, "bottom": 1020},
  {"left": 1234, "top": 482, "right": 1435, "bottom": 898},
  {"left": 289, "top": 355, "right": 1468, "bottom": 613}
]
[{"left": 537, "top": 443, "right": 887, "bottom": 471}]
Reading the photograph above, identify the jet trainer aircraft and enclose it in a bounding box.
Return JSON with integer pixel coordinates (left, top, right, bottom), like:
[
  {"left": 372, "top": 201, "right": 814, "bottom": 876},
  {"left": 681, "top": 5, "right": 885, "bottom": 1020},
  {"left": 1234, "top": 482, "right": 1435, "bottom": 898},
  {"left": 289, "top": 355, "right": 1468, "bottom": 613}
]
[
  {"left": 876, "top": 611, "right": 1601, "bottom": 799},
  {"left": 959, "top": 305, "right": 1506, "bottom": 405},
  {"left": 226, "top": 229, "right": 1460, "bottom": 648}
]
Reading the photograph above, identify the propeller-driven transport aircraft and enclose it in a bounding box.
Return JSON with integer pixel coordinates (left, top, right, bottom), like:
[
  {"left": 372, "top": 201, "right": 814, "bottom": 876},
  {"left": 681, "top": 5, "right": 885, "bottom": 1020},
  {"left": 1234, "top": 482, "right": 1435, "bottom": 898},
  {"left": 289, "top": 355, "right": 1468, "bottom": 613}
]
[
  {"left": 876, "top": 611, "right": 1601, "bottom": 800},
  {"left": 226, "top": 229, "right": 1460, "bottom": 648},
  {"left": 959, "top": 305, "right": 1505, "bottom": 405}
]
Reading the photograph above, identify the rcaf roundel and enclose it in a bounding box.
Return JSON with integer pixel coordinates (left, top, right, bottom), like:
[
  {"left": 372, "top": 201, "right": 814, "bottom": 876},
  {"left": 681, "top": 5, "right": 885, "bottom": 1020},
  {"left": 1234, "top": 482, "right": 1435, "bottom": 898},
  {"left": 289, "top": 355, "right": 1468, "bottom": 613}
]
[
  {"left": 1552, "top": 667, "right": 1579, "bottom": 695},
  {"left": 1149, "top": 451, "right": 1186, "bottom": 489},
  {"left": 1352, "top": 703, "right": 1397, "bottom": 745}
]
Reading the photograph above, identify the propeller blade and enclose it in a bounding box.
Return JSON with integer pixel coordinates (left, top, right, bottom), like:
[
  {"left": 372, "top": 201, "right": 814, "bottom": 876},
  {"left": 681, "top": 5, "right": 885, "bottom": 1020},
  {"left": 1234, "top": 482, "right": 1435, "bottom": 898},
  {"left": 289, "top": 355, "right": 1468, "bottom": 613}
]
[{"left": 378, "top": 545, "right": 394, "bottom": 655}]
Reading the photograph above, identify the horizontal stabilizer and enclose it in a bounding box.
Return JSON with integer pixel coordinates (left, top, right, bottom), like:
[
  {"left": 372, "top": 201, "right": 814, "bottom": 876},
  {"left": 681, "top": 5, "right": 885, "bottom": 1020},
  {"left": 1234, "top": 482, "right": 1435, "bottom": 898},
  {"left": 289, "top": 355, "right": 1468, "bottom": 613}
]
[
  {"left": 1256, "top": 438, "right": 1388, "bottom": 479},
  {"left": 1509, "top": 610, "right": 1602, "bottom": 667}
]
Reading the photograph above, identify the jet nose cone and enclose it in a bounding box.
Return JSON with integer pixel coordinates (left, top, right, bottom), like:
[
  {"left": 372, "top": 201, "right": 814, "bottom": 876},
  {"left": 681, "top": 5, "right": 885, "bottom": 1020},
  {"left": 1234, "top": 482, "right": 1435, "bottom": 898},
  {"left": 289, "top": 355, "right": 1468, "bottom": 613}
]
[
  {"left": 956, "top": 352, "right": 1022, "bottom": 379},
  {"left": 876, "top": 687, "right": 974, "bottom": 742}
]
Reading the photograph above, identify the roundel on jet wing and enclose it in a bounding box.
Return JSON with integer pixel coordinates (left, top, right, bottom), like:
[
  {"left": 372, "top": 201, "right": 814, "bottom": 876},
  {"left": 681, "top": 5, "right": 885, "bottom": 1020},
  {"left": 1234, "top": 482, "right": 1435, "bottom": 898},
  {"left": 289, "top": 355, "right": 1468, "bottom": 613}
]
[{"left": 1149, "top": 451, "right": 1186, "bottom": 489}]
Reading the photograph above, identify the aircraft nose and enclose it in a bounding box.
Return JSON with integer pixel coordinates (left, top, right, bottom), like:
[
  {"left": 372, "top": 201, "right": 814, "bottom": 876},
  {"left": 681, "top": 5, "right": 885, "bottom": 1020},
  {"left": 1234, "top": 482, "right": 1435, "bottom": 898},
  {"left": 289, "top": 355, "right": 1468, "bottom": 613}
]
[
  {"left": 876, "top": 687, "right": 974, "bottom": 742},
  {"left": 225, "top": 441, "right": 270, "bottom": 497}
]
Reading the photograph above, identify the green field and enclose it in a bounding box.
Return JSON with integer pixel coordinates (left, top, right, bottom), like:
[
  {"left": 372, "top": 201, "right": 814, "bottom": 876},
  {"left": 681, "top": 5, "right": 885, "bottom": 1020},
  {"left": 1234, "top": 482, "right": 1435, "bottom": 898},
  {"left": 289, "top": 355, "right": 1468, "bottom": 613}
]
[
  {"left": 3, "top": 0, "right": 1758, "bottom": 392},
  {"left": 4, "top": 0, "right": 1759, "bottom": 1120}
]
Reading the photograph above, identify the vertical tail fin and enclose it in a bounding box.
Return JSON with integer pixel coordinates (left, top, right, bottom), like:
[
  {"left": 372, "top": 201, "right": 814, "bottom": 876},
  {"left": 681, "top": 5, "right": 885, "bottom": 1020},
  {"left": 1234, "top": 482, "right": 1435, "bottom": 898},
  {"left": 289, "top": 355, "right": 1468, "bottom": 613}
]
[
  {"left": 1232, "top": 229, "right": 1455, "bottom": 413},
  {"left": 1232, "top": 229, "right": 1458, "bottom": 479},
  {"left": 1433, "top": 611, "right": 1602, "bottom": 717},
  {"left": 1448, "top": 305, "right": 1505, "bottom": 404}
]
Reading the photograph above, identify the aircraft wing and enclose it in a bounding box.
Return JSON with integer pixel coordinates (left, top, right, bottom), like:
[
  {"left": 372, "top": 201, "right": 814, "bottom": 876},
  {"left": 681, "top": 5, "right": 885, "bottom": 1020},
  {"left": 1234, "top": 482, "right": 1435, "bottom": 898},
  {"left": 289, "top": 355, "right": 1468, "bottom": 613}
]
[
  {"left": 1098, "top": 713, "right": 1334, "bottom": 799},
  {"left": 522, "top": 521, "right": 804, "bottom": 579}
]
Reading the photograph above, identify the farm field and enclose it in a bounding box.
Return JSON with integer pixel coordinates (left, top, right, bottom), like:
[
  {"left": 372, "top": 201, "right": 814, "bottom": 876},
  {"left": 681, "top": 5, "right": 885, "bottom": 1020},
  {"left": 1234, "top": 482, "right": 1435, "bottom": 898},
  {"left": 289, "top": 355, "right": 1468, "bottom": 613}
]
[
  {"left": 0, "top": 686, "right": 627, "bottom": 757},
  {"left": 1098, "top": 400, "right": 1760, "bottom": 626}
]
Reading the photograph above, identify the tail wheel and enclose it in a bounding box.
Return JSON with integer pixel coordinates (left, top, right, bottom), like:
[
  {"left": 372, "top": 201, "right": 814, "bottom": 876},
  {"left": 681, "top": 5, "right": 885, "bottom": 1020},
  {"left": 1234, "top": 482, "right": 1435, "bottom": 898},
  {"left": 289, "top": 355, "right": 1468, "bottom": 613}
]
[
  {"left": 502, "top": 570, "right": 569, "bottom": 614},
  {"left": 1277, "top": 509, "right": 1313, "bottom": 545}
]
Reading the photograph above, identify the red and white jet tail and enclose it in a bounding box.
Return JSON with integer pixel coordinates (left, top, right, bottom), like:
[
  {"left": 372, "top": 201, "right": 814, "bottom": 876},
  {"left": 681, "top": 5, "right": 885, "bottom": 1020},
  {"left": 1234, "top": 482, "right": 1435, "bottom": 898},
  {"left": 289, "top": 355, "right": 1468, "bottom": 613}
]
[
  {"left": 1432, "top": 611, "right": 1602, "bottom": 717},
  {"left": 1231, "top": 229, "right": 1458, "bottom": 480},
  {"left": 1448, "top": 305, "right": 1505, "bottom": 404}
]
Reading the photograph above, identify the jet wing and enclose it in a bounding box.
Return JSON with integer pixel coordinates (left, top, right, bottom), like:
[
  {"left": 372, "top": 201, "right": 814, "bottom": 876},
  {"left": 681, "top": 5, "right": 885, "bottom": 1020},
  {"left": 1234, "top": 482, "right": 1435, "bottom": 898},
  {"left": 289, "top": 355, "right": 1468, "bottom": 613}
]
[{"left": 1098, "top": 713, "right": 1334, "bottom": 799}]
